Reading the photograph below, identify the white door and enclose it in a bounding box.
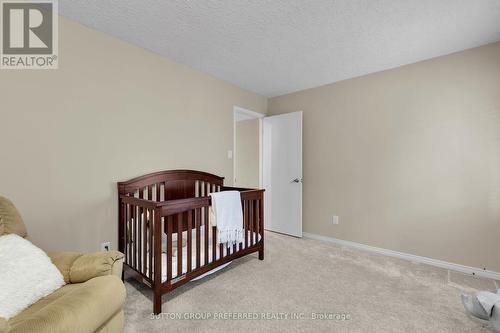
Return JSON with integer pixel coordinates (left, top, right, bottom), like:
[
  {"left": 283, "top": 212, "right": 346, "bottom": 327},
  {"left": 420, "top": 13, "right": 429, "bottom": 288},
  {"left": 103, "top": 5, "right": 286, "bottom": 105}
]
[{"left": 262, "top": 111, "right": 302, "bottom": 237}]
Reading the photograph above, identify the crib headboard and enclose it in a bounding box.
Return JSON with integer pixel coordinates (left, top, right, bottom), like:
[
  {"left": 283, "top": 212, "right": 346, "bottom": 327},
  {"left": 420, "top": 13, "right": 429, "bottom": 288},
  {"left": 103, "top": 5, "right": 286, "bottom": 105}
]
[{"left": 118, "top": 170, "right": 224, "bottom": 201}]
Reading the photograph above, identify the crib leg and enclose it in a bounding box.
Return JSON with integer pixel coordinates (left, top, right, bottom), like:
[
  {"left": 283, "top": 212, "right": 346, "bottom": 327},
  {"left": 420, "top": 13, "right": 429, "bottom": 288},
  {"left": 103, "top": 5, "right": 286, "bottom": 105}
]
[
  {"left": 153, "top": 291, "right": 162, "bottom": 315},
  {"left": 259, "top": 248, "right": 264, "bottom": 261}
]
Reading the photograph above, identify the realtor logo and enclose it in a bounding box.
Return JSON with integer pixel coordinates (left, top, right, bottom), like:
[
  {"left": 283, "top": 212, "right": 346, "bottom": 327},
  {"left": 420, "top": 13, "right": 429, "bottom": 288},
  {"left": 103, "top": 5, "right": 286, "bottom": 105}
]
[{"left": 1, "top": 0, "right": 58, "bottom": 69}]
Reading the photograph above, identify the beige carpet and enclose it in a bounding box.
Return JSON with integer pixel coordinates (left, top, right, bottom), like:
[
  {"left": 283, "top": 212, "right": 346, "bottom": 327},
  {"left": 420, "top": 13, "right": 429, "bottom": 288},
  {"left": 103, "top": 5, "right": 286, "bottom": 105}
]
[{"left": 124, "top": 231, "right": 498, "bottom": 332}]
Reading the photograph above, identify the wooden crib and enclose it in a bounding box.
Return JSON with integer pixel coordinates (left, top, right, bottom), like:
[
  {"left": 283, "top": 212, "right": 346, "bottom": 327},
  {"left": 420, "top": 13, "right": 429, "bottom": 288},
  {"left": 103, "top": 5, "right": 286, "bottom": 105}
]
[{"left": 118, "top": 170, "right": 264, "bottom": 314}]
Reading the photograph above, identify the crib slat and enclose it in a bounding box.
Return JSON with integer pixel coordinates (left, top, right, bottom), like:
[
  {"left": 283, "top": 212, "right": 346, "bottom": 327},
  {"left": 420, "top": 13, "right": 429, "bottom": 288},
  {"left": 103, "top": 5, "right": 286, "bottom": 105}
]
[
  {"left": 204, "top": 207, "right": 209, "bottom": 265},
  {"left": 138, "top": 205, "right": 142, "bottom": 273},
  {"left": 136, "top": 205, "right": 140, "bottom": 269},
  {"left": 259, "top": 195, "right": 264, "bottom": 246},
  {"left": 119, "top": 202, "right": 123, "bottom": 255},
  {"left": 195, "top": 208, "right": 201, "bottom": 269},
  {"left": 203, "top": 182, "right": 212, "bottom": 265},
  {"left": 148, "top": 211, "right": 153, "bottom": 279},
  {"left": 143, "top": 208, "right": 148, "bottom": 275},
  {"left": 137, "top": 205, "right": 140, "bottom": 268},
  {"left": 244, "top": 200, "right": 248, "bottom": 248},
  {"left": 123, "top": 203, "right": 126, "bottom": 265},
  {"left": 125, "top": 203, "right": 130, "bottom": 265},
  {"left": 256, "top": 200, "right": 260, "bottom": 241},
  {"left": 250, "top": 200, "right": 254, "bottom": 246},
  {"left": 238, "top": 198, "right": 247, "bottom": 251},
  {"left": 220, "top": 242, "right": 224, "bottom": 259},
  {"left": 255, "top": 200, "right": 260, "bottom": 242},
  {"left": 187, "top": 210, "right": 192, "bottom": 273},
  {"left": 132, "top": 205, "right": 137, "bottom": 269},
  {"left": 148, "top": 186, "right": 153, "bottom": 201},
  {"left": 130, "top": 201, "right": 140, "bottom": 269},
  {"left": 130, "top": 204, "right": 133, "bottom": 268},
  {"left": 121, "top": 202, "right": 125, "bottom": 262},
  {"left": 166, "top": 215, "right": 173, "bottom": 281},
  {"left": 177, "top": 213, "right": 183, "bottom": 277},
  {"left": 212, "top": 226, "right": 217, "bottom": 262}
]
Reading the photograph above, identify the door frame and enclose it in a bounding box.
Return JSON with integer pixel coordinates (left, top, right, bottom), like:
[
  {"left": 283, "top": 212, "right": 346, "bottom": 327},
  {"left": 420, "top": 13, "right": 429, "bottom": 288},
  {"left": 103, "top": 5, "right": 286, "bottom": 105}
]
[{"left": 233, "top": 106, "right": 265, "bottom": 187}]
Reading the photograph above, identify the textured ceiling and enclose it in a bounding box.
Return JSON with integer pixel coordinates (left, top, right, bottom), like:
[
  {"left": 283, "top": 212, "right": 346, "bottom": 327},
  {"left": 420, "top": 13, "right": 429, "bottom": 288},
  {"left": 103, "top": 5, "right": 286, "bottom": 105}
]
[{"left": 60, "top": 0, "right": 500, "bottom": 97}]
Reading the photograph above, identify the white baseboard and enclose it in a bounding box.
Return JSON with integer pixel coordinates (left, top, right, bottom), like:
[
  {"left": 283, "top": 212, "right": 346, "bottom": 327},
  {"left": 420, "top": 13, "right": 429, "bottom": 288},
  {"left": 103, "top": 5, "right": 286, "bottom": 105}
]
[{"left": 303, "top": 232, "right": 500, "bottom": 281}]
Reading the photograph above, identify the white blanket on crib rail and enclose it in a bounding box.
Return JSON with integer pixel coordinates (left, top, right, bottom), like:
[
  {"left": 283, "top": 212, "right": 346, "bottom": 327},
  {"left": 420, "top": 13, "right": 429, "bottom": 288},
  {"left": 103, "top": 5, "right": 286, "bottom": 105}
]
[{"left": 209, "top": 191, "right": 243, "bottom": 245}]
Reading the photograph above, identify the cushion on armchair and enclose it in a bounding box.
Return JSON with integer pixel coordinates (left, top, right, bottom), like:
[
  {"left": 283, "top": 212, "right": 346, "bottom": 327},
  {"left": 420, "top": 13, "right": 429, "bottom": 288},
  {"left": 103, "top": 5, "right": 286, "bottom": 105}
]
[
  {"left": 49, "top": 251, "right": 124, "bottom": 284},
  {"left": 48, "top": 252, "right": 83, "bottom": 284},
  {"left": 0, "top": 196, "right": 28, "bottom": 238},
  {"left": 70, "top": 251, "right": 124, "bottom": 283}
]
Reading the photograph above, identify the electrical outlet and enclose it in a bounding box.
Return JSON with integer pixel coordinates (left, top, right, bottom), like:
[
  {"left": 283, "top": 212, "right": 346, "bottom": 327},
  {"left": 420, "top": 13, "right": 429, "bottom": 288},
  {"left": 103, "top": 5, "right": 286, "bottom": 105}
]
[
  {"left": 332, "top": 215, "right": 339, "bottom": 225},
  {"left": 227, "top": 150, "right": 233, "bottom": 159},
  {"left": 100, "top": 242, "right": 111, "bottom": 252}
]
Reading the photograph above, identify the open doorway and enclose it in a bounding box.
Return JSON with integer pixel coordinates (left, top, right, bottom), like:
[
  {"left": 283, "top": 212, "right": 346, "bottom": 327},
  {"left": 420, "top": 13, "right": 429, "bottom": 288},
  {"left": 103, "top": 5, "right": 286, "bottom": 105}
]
[
  {"left": 233, "top": 106, "right": 264, "bottom": 188},
  {"left": 234, "top": 107, "right": 303, "bottom": 238}
]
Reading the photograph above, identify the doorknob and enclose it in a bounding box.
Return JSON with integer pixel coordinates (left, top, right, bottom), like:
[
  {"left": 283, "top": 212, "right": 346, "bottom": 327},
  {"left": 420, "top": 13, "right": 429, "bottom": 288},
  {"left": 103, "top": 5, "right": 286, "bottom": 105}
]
[{"left": 291, "top": 178, "right": 302, "bottom": 183}]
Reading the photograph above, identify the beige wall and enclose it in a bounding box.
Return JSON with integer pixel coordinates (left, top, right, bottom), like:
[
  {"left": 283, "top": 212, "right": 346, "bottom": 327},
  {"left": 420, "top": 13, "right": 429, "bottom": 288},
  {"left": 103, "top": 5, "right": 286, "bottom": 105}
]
[
  {"left": 235, "top": 119, "right": 260, "bottom": 188},
  {"left": 0, "top": 17, "right": 266, "bottom": 252},
  {"left": 268, "top": 42, "right": 500, "bottom": 272}
]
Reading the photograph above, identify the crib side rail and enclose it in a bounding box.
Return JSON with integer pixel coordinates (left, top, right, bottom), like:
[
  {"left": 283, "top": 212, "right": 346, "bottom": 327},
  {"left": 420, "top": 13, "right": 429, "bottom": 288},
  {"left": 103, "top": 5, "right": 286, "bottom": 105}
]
[
  {"left": 221, "top": 185, "right": 255, "bottom": 192},
  {"left": 120, "top": 195, "right": 158, "bottom": 208},
  {"left": 157, "top": 189, "right": 264, "bottom": 215},
  {"left": 158, "top": 189, "right": 264, "bottom": 287}
]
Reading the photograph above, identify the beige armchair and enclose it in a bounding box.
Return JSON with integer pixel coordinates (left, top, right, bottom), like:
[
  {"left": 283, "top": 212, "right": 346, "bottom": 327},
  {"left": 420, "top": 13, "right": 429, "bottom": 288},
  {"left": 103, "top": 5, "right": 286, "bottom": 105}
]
[{"left": 0, "top": 196, "right": 125, "bottom": 333}]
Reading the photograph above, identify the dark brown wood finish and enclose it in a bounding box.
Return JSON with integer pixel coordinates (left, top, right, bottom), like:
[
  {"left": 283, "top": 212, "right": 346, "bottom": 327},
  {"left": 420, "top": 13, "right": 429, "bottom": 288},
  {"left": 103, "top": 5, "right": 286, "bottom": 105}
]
[
  {"left": 244, "top": 200, "right": 248, "bottom": 248},
  {"left": 143, "top": 208, "right": 148, "bottom": 275},
  {"left": 166, "top": 216, "right": 173, "bottom": 281},
  {"left": 212, "top": 226, "right": 217, "bottom": 261},
  {"left": 133, "top": 205, "right": 137, "bottom": 270},
  {"left": 153, "top": 208, "right": 162, "bottom": 314},
  {"left": 177, "top": 213, "right": 183, "bottom": 277},
  {"left": 138, "top": 205, "right": 142, "bottom": 273},
  {"left": 204, "top": 207, "right": 209, "bottom": 265},
  {"left": 250, "top": 200, "right": 254, "bottom": 246},
  {"left": 187, "top": 210, "right": 192, "bottom": 273},
  {"left": 118, "top": 170, "right": 264, "bottom": 314},
  {"left": 148, "top": 210, "right": 153, "bottom": 279},
  {"left": 195, "top": 208, "right": 201, "bottom": 269}
]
